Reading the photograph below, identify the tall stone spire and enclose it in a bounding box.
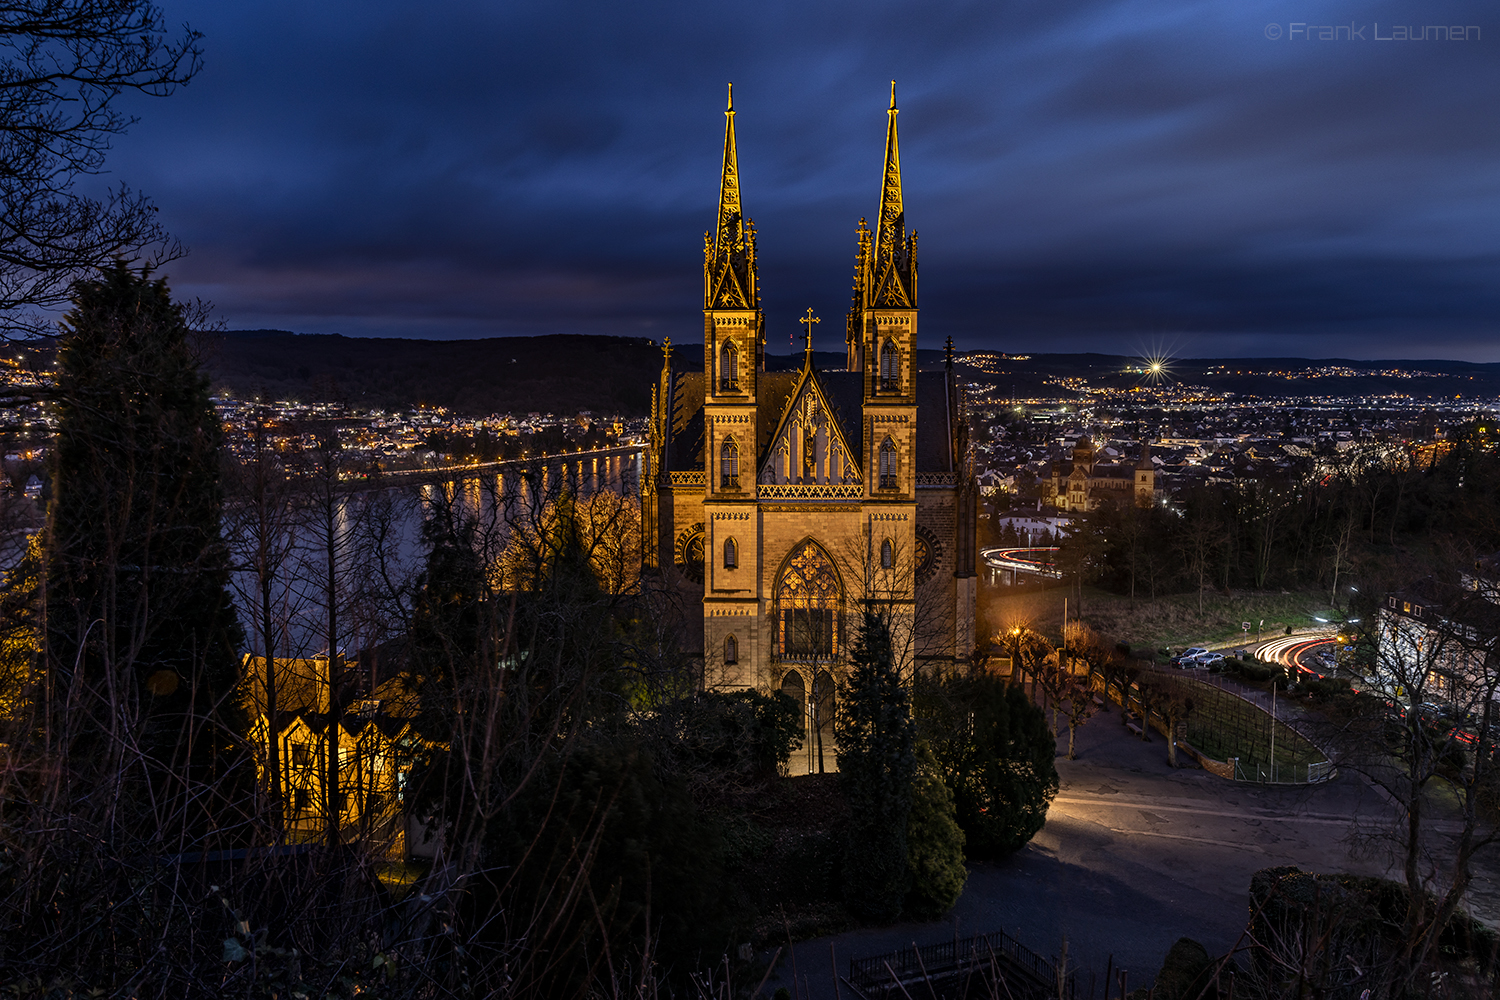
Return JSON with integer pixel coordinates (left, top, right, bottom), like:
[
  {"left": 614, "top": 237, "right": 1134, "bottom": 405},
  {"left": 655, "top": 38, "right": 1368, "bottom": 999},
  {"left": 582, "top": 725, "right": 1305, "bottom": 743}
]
[
  {"left": 704, "top": 83, "right": 758, "bottom": 311},
  {"left": 876, "top": 81, "right": 904, "bottom": 258},
  {"left": 863, "top": 81, "right": 916, "bottom": 310}
]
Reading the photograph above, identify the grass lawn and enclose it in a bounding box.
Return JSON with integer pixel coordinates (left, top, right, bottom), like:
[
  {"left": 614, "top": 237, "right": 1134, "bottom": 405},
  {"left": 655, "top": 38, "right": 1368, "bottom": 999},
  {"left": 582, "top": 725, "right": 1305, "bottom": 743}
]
[{"left": 981, "top": 582, "right": 1339, "bottom": 652}]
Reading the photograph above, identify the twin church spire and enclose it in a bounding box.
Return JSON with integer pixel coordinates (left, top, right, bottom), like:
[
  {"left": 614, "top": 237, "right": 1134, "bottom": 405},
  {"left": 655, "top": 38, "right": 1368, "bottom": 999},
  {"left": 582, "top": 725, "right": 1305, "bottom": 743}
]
[
  {"left": 857, "top": 81, "right": 917, "bottom": 313},
  {"left": 702, "top": 83, "right": 916, "bottom": 325},
  {"left": 704, "top": 84, "right": 758, "bottom": 312}
]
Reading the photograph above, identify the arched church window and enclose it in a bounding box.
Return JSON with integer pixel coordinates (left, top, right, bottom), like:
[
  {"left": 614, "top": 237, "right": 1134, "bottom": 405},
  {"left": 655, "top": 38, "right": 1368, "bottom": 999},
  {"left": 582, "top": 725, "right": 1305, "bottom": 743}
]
[
  {"left": 880, "top": 339, "right": 899, "bottom": 389},
  {"left": 879, "top": 438, "right": 897, "bottom": 489},
  {"left": 881, "top": 538, "right": 893, "bottom": 569},
  {"left": 720, "top": 437, "right": 739, "bottom": 488},
  {"left": 724, "top": 634, "right": 738, "bottom": 664},
  {"left": 777, "top": 540, "right": 841, "bottom": 660},
  {"left": 724, "top": 536, "right": 738, "bottom": 569},
  {"left": 720, "top": 341, "right": 739, "bottom": 390}
]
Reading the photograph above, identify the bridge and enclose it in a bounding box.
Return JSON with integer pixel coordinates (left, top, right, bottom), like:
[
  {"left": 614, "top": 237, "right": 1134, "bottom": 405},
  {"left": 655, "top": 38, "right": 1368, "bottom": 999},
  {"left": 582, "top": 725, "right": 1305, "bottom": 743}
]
[
  {"left": 981, "top": 546, "right": 1062, "bottom": 585},
  {"left": 369, "top": 445, "right": 646, "bottom": 493}
]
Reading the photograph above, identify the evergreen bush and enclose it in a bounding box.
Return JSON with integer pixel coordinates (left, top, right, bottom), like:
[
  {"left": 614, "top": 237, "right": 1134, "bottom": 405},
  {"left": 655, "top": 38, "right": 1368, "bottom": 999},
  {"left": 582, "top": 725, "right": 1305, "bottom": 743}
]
[
  {"left": 904, "top": 741, "right": 967, "bottom": 919},
  {"left": 834, "top": 609, "right": 916, "bottom": 922},
  {"left": 914, "top": 671, "right": 1058, "bottom": 859}
]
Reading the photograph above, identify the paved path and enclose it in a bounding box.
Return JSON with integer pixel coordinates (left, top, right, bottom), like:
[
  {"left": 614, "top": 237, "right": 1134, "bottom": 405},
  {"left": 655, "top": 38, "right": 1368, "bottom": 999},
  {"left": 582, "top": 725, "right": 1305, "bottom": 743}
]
[{"left": 762, "top": 703, "right": 1400, "bottom": 999}]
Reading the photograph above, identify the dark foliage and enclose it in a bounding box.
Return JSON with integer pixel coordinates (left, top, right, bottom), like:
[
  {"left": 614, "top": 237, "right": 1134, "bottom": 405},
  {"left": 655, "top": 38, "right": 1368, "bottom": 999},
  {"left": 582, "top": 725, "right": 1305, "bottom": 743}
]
[
  {"left": 476, "top": 739, "right": 732, "bottom": 993},
  {"left": 915, "top": 670, "right": 1058, "bottom": 859},
  {"left": 48, "top": 262, "right": 245, "bottom": 806},
  {"left": 834, "top": 609, "right": 916, "bottom": 922},
  {"left": 904, "top": 741, "right": 967, "bottom": 919},
  {"left": 644, "top": 688, "right": 804, "bottom": 788}
]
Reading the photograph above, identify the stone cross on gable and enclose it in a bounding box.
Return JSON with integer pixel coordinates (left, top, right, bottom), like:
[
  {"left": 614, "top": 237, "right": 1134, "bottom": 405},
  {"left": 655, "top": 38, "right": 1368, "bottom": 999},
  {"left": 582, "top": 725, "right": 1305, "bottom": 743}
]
[{"left": 800, "top": 308, "right": 820, "bottom": 354}]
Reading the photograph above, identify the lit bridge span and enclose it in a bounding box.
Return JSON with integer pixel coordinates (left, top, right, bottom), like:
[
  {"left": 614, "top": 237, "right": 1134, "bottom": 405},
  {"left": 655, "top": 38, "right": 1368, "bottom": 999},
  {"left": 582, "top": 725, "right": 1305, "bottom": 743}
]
[
  {"left": 981, "top": 546, "right": 1062, "bottom": 585},
  {"left": 368, "top": 445, "right": 646, "bottom": 492}
]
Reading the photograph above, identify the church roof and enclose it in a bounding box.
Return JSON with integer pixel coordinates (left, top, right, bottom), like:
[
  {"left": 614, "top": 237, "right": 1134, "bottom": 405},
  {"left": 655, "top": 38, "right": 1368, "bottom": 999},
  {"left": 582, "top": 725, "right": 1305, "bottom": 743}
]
[
  {"left": 661, "top": 363, "right": 954, "bottom": 474},
  {"left": 913, "top": 371, "right": 953, "bottom": 474}
]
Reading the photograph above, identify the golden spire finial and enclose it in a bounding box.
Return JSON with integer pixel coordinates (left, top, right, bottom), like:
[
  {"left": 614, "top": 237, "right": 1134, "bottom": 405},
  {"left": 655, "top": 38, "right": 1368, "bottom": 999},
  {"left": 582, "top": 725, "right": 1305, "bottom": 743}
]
[
  {"left": 727, "top": 81, "right": 734, "bottom": 113},
  {"left": 889, "top": 80, "right": 897, "bottom": 111}
]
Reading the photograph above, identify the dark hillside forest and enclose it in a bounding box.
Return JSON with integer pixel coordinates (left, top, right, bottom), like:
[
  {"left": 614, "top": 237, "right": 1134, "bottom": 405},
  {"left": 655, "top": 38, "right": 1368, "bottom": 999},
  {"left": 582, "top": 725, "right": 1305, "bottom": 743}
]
[{"left": 205, "top": 331, "right": 666, "bottom": 415}]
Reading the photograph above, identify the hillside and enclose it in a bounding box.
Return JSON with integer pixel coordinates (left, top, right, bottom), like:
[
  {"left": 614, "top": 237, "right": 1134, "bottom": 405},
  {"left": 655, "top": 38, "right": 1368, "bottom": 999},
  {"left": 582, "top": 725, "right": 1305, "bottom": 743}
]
[{"left": 203, "top": 331, "right": 666, "bottom": 415}]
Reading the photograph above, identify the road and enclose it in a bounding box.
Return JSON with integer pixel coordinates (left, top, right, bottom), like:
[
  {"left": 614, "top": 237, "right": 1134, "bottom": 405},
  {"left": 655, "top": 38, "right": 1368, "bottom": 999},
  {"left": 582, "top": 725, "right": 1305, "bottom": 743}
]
[
  {"left": 762, "top": 705, "right": 1407, "bottom": 999},
  {"left": 1254, "top": 633, "right": 1339, "bottom": 676}
]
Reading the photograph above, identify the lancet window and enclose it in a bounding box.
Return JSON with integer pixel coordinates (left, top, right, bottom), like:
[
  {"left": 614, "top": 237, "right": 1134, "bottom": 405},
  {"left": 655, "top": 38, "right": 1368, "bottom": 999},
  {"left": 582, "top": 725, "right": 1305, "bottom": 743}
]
[
  {"left": 720, "top": 437, "right": 739, "bottom": 488},
  {"left": 878, "top": 438, "right": 897, "bottom": 489},
  {"left": 777, "top": 541, "right": 841, "bottom": 661},
  {"left": 720, "top": 341, "right": 739, "bottom": 390},
  {"left": 880, "top": 339, "right": 899, "bottom": 389}
]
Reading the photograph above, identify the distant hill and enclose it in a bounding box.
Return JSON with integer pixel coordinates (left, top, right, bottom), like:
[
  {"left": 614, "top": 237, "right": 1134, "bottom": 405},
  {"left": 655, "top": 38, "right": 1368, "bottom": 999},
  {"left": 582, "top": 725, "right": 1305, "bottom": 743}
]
[
  {"left": 961, "top": 352, "right": 1500, "bottom": 402},
  {"left": 200, "top": 332, "right": 1500, "bottom": 417},
  {"left": 204, "top": 331, "right": 667, "bottom": 416}
]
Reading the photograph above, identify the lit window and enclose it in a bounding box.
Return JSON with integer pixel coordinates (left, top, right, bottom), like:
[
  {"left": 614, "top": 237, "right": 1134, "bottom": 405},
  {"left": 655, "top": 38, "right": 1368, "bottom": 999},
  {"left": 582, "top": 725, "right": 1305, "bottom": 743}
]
[
  {"left": 880, "top": 339, "right": 899, "bottom": 389},
  {"left": 879, "top": 438, "right": 897, "bottom": 489},
  {"left": 881, "top": 538, "right": 893, "bottom": 569},
  {"left": 724, "top": 536, "right": 738, "bottom": 569},
  {"left": 720, "top": 341, "right": 739, "bottom": 390},
  {"left": 720, "top": 437, "right": 739, "bottom": 488}
]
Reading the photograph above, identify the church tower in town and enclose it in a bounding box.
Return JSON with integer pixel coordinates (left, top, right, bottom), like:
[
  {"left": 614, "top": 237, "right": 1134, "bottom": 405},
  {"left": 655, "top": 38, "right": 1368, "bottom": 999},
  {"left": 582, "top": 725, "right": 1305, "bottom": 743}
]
[{"left": 646, "top": 86, "right": 977, "bottom": 744}]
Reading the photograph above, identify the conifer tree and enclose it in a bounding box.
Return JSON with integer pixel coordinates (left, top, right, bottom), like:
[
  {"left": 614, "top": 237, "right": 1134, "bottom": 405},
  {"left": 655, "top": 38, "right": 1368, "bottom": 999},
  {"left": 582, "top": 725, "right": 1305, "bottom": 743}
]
[
  {"left": 905, "top": 740, "right": 967, "bottom": 918},
  {"left": 47, "top": 262, "right": 244, "bottom": 822},
  {"left": 834, "top": 607, "right": 916, "bottom": 922}
]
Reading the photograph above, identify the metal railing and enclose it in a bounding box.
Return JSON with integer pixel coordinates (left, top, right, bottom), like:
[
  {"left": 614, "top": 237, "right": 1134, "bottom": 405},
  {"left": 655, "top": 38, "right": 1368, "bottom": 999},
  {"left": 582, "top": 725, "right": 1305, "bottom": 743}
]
[{"left": 847, "top": 928, "right": 1075, "bottom": 1000}]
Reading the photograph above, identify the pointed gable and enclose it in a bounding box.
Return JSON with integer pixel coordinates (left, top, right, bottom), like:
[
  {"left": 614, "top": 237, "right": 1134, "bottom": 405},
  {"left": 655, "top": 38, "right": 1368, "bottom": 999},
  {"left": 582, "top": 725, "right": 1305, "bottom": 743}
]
[{"left": 757, "top": 368, "right": 863, "bottom": 486}]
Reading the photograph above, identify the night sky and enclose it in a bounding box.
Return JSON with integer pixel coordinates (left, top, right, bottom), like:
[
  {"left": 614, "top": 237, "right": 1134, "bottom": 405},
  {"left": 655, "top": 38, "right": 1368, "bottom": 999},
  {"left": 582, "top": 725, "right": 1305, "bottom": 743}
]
[{"left": 98, "top": 1, "right": 1498, "bottom": 359}]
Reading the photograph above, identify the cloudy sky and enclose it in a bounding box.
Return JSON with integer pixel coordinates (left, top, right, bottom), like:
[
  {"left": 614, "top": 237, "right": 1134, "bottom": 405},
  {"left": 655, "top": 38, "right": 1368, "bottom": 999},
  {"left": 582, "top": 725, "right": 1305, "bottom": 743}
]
[{"left": 100, "top": 0, "right": 1498, "bottom": 359}]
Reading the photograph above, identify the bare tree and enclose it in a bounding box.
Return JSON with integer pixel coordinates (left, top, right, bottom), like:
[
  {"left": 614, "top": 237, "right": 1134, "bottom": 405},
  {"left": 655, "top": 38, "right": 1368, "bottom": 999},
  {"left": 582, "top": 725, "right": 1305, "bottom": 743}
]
[
  {"left": 1331, "top": 569, "right": 1500, "bottom": 987},
  {"left": 1, "top": 1, "right": 203, "bottom": 337},
  {"left": 225, "top": 394, "right": 304, "bottom": 835}
]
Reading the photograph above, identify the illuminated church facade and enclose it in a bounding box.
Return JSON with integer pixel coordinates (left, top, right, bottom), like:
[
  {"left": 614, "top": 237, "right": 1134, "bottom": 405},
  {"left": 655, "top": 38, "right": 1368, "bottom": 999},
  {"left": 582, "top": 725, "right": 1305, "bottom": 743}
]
[{"left": 643, "top": 87, "right": 978, "bottom": 711}]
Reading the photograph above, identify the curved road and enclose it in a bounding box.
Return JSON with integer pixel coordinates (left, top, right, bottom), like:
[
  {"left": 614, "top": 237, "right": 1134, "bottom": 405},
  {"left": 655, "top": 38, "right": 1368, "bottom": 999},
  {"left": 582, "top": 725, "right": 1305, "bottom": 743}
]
[
  {"left": 1255, "top": 633, "right": 1337, "bottom": 677},
  {"left": 981, "top": 546, "right": 1062, "bottom": 580}
]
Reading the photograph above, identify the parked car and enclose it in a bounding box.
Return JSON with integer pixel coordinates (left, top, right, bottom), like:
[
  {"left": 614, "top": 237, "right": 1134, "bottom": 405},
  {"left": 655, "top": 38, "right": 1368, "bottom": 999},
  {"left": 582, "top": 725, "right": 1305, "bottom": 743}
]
[{"left": 1194, "top": 652, "right": 1225, "bottom": 669}]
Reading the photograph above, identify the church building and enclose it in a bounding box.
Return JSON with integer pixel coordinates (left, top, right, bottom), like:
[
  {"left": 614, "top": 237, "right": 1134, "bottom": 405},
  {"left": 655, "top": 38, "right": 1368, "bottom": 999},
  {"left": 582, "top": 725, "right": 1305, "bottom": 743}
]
[
  {"left": 642, "top": 87, "right": 979, "bottom": 714},
  {"left": 1044, "top": 437, "right": 1155, "bottom": 512}
]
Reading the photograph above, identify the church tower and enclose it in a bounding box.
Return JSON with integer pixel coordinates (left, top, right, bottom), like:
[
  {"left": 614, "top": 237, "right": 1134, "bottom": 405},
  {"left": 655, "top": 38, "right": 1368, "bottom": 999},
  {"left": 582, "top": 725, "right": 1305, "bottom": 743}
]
[
  {"left": 703, "top": 83, "right": 763, "bottom": 501},
  {"left": 849, "top": 83, "right": 919, "bottom": 501},
  {"left": 701, "top": 85, "right": 763, "bottom": 682}
]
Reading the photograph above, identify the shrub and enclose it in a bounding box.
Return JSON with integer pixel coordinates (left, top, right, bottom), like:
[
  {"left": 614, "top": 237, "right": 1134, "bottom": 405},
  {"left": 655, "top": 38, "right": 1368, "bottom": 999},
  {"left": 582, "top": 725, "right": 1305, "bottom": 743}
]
[
  {"left": 479, "top": 739, "right": 732, "bottom": 993},
  {"left": 834, "top": 610, "right": 916, "bottom": 922},
  {"left": 915, "top": 671, "right": 1058, "bottom": 859},
  {"left": 637, "top": 689, "right": 804, "bottom": 797},
  {"left": 904, "top": 742, "right": 967, "bottom": 919}
]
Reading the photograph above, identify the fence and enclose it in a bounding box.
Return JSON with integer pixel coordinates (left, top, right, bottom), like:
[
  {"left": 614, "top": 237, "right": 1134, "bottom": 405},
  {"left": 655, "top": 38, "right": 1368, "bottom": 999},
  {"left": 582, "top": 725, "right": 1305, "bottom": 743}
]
[
  {"left": 846, "top": 927, "right": 1076, "bottom": 1000},
  {"left": 1095, "top": 668, "right": 1335, "bottom": 785},
  {"left": 1178, "top": 674, "right": 1334, "bottom": 784}
]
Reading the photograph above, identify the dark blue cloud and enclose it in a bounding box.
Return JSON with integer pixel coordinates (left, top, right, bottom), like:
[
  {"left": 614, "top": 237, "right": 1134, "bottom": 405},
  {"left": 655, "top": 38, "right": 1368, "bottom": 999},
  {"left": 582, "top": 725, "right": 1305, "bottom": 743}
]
[{"left": 93, "top": 0, "right": 1500, "bottom": 358}]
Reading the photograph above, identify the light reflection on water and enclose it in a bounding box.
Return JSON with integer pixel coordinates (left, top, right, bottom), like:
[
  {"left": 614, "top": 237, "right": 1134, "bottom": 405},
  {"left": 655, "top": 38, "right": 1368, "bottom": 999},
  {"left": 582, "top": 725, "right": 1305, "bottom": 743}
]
[{"left": 232, "top": 453, "right": 640, "bottom": 660}]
